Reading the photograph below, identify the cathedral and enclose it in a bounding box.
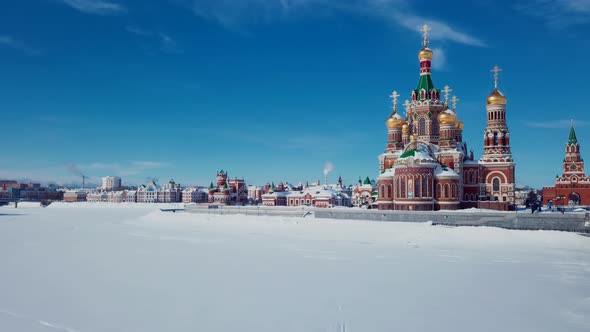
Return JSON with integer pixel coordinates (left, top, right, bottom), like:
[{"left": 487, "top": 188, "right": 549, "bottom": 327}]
[{"left": 377, "top": 25, "right": 515, "bottom": 211}]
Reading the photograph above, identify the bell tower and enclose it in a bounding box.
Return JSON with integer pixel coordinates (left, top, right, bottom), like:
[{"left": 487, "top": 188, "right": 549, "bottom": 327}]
[
  {"left": 482, "top": 65, "right": 512, "bottom": 162},
  {"left": 479, "top": 65, "right": 515, "bottom": 206}
]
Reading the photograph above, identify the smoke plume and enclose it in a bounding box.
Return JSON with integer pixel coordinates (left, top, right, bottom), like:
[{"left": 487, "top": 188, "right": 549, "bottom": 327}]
[{"left": 323, "top": 161, "right": 333, "bottom": 177}]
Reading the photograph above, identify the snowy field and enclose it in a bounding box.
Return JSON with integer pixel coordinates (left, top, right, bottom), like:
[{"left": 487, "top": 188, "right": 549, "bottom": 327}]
[{"left": 1, "top": 203, "right": 589, "bottom": 332}]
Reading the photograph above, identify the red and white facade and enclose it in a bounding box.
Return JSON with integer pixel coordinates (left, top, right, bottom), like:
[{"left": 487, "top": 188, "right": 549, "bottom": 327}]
[
  {"left": 543, "top": 125, "right": 590, "bottom": 207},
  {"left": 377, "top": 26, "right": 515, "bottom": 211},
  {"left": 207, "top": 170, "right": 248, "bottom": 205}
]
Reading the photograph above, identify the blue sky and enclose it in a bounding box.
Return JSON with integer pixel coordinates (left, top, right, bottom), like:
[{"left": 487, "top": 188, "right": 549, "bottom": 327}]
[{"left": 1, "top": 0, "right": 589, "bottom": 188}]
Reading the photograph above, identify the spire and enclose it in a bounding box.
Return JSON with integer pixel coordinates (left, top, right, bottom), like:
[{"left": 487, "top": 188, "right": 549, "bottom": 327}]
[
  {"left": 389, "top": 90, "right": 400, "bottom": 114},
  {"left": 487, "top": 65, "right": 507, "bottom": 105},
  {"left": 421, "top": 24, "right": 430, "bottom": 48},
  {"left": 443, "top": 85, "right": 452, "bottom": 108},
  {"left": 415, "top": 24, "right": 435, "bottom": 97},
  {"left": 491, "top": 65, "right": 501, "bottom": 89},
  {"left": 568, "top": 121, "right": 578, "bottom": 145},
  {"left": 451, "top": 95, "right": 459, "bottom": 112}
]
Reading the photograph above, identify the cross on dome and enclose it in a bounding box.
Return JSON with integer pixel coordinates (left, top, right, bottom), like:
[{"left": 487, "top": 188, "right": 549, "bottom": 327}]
[
  {"left": 451, "top": 95, "right": 459, "bottom": 111},
  {"left": 442, "top": 85, "right": 452, "bottom": 105},
  {"left": 389, "top": 90, "right": 400, "bottom": 112},
  {"left": 491, "top": 65, "right": 502, "bottom": 89},
  {"left": 421, "top": 24, "right": 430, "bottom": 47}
]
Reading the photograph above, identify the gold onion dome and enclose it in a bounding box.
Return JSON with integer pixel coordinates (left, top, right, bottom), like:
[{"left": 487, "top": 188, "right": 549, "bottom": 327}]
[
  {"left": 386, "top": 112, "right": 405, "bottom": 129},
  {"left": 402, "top": 123, "right": 409, "bottom": 133},
  {"left": 418, "top": 47, "right": 433, "bottom": 60},
  {"left": 455, "top": 120, "right": 464, "bottom": 130},
  {"left": 438, "top": 108, "right": 457, "bottom": 125},
  {"left": 487, "top": 88, "right": 507, "bottom": 105}
]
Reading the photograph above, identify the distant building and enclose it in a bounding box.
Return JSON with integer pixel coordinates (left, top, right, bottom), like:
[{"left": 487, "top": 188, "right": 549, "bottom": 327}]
[
  {"left": 543, "top": 124, "right": 590, "bottom": 207},
  {"left": 207, "top": 170, "right": 247, "bottom": 205},
  {"left": 101, "top": 176, "right": 122, "bottom": 191},
  {"left": 247, "top": 185, "right": 263, "bottom": 204},
  {"left": 261, "top": 178, "right": 352, "bottom": 208},
  {"left": 352, "top": 177, "right": 377, "bottom": 207},
  {"left": 135, "top": 179, "right": 182, "bottom": 203},
  {"left": 182, "top": 187, "right": 208, "bottom": 203},
  {"left": 64, "top": 191, "right": 87, "bottom": 202}
]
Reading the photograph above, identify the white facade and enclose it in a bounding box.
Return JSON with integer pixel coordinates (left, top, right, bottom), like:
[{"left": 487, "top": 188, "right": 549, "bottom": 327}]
[
  {"left": 182, "top": 188, "right": 208, "bottom": 203},
  {"left": 101, "top": 176, "right": 122, "bottom": 191}
]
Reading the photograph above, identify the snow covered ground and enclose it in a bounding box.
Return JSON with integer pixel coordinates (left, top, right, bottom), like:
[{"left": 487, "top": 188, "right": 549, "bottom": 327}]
[{"left": 1, "top": 204, "right": 589, "bottom": 332}]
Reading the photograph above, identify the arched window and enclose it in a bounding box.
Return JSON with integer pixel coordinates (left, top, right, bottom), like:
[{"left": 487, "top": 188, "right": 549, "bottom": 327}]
[
  {"left": 415, "top": 177, "right": 420, "bottom": 198},
  {"left": 422, "top": 176, "right": 428, "bottom": 198},
  {"left": 396, "top": 179, "right": 400, "bottom": 198},
  {"left": 419, "top": 118, "right": 426, "bottom": 135},
  {"left": 387, "top": 184, "right": 392, "bottom": 198},
  {"left": 401, "top": 179, "right": 406, "bottom": 198},
  {"left": 452, "top": 184, "right": 457, "bottom": 198},
  {"left": 380, "top": 185, "right": 384, "bottom": 198},
  {"left": 444, "top": 184, "right": 450, "bottom": 198},
  {"left": 436, "top": 183, "right": 441, "bottom": 199},
  {"left": 492, "top": 178, "right": 500, "bottom": 192},
  {"left": 420, "top": 89, "right": 426, "bottom": 100}
]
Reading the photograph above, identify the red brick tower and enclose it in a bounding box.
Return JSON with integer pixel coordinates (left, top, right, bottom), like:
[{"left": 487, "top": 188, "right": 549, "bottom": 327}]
[{"left": 543, "top": 123, "right": 590, "bottom": 207}]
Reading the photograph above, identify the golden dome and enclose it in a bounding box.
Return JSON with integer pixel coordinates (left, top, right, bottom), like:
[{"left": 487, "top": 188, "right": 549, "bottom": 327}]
[
  {"left": 386, "top": 112, "right": 405, "bottom": 129},
  {"left": 455, "top": 120, "right": 464, "bottom": 130},
  {"left": 402, "top": 123, "right": 409, "bottom": 134},
  {"left": 487, "top": 88, "right": 507, "bottom": 105},
  {"left": 410, "top": 135, "right": 417, "bottom": 141},
  {"left": 418, "top": 47, "right": 433, "bottom": 60},
  {"left": 437, "top": 109, "right": 457, "bottom": 125}
]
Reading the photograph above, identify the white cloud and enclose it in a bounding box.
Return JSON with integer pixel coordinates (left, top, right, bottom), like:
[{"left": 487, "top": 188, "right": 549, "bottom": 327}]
[
  {"left": 0, "top": 35, "right": 42, "bottom": 56},
  {"left": 180, "top": 0, "right": 486, "bottom": 47},
  {"left": 390, "top": 13, "right": 487, "bottom": 47},
  {"left": 514, "top": 0, "right": 590, "bottom": 28},
  {"left": 525, "top": 119, "right": 590, "bottom": 128},
  {"left": 58, "top": 0, "right": 126, "bottom": 15},
  {"left": 430, "top": 47, "right": 446, "bottom": 70},
  {"left": 125, "top": 26, "right": 183, "bottom": 54}
]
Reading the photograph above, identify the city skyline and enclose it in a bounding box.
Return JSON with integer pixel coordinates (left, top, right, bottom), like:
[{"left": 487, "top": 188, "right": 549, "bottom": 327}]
[{"left": 1, "top": 0, "right": 590, "bottom": 188}]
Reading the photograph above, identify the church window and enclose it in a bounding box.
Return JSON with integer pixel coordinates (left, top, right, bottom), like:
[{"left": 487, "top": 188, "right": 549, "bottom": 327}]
[
  {"left": 452, "top": 184, "right": 457, "bottom": 198},
  {"left": 422, "top": 176, "right": 428, "bottom": 198},
  {"left": 492, "top": 178, "right": 500, "bottom": 191},
  {"left": 444, "top": 184, "right": 449, "bottom": 198},
  {"left": 396, "top": 179, "right": 400, "bottom": 198},
  {"left": 415, "top": 177, "right": 420, "bottom": 198},
  {"left": 420, "top": 89, "right": 426, "bottom": 100},
  {"left": 387, "top": 184, "right": 392, "bottom": 198},
  {"left": 380, "top": 185, "right": 385, "bottom": 198},
  {"left": 419, "top": 118, "right": 426, "bottom": 135},
  {"left": 436, "top": 183, "right": 441, "bottom": 199},
  {"left": 401, "top": 179, "right": 406, "bottom": 198}
]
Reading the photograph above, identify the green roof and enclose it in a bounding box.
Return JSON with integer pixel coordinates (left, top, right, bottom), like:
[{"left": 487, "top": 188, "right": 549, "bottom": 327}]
[
  {"left": 208, "top": 182, "right": 214, "bottom": 189},
  {"left": 363, "top": 177, "right": 371, "bottom": 185},
  {"left": 169, "top": 179, "right": 175, "bottom": 184},
  {"left": 400, "top": 149, "right": 417, "bottom": 158},
  {"left": 414, "top": 74, "right": 437, "bottom": 99},
  {"left": 223, "top": 183, "right": 229, "bottom": 189},
  {"left": 568, "top": 125, "right": 578, "bottom": 145}
]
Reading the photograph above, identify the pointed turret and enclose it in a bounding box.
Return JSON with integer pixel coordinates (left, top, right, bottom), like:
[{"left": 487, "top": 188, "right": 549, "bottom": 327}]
[{"left": 568, "top": 123, "right": 578, "bottom": 146}]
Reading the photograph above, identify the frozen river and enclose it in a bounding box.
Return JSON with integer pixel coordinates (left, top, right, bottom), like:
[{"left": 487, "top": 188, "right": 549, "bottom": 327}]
[{"left": 1, "top": 203, "right": 589, "bottom": 331}]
